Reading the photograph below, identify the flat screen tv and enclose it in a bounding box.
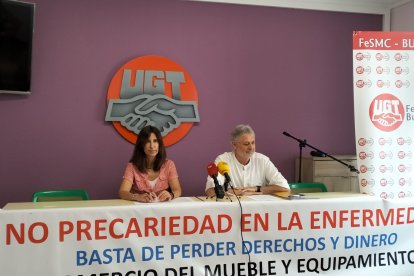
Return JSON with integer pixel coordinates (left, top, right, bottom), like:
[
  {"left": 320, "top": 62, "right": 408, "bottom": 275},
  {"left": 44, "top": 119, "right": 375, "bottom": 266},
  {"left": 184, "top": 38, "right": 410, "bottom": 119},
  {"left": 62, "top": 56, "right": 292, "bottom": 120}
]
[{"left": 0, "top": 0, "right": 35, "bottom": 95}]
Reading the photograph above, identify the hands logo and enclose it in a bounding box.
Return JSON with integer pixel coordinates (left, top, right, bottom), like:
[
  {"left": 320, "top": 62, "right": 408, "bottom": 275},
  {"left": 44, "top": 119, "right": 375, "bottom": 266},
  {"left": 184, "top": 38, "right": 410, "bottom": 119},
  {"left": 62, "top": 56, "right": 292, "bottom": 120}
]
[
  {"left": 369, "top": 93, "right": 404, "bottom": 132},
  {"left": 105, "top": 56, "right": 200, "bottom": 146}
]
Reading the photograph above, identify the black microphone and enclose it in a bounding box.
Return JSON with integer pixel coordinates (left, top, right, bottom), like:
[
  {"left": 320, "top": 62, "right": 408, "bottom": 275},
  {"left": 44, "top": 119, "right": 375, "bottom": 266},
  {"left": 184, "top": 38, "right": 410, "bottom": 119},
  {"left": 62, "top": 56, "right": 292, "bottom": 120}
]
[
  {"left": 207, "top": 163, "right": 224, "bottom": 199},
  {"left": 282, "top": 131, "right": 291, "bottom": 137},
  {"left": 310, "top": 150, "right": 326, "bottom": 157},
  {"left": 217, "top": 161, "right": 231, "bottom": 191},
  {"left": 350, "top": 166, "right": 360, "bottom": 174}
]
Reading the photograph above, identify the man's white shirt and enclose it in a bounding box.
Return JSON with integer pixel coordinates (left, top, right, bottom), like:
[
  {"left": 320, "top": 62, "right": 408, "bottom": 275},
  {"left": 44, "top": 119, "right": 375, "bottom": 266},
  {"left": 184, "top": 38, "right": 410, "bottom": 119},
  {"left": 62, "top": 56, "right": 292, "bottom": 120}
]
[{"left": 205, "top": 152, "right": 289, "bottom": 191}]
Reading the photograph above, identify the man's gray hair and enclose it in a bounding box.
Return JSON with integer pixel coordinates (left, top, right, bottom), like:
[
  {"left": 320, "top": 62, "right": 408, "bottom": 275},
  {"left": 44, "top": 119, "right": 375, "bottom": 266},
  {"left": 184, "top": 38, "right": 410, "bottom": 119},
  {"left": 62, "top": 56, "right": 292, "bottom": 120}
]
[{"left": 231, "top": 124, "right": 255, "bottom": 142}]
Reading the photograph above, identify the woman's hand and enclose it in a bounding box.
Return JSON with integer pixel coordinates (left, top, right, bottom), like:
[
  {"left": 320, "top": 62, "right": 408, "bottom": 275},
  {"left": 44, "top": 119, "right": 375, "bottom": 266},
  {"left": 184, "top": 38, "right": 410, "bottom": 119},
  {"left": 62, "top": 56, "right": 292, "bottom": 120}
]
[
  {"left": 157, "top": 190, "right": 174, "bottom": 202},
  {"left": 133, "top": 192, "right": 158, "bottom": 203}
]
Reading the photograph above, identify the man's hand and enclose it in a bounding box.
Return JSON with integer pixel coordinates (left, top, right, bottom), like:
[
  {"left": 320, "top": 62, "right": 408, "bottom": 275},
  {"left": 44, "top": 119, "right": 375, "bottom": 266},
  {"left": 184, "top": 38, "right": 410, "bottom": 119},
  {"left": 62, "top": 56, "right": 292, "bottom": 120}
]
[{"left": 228, "top": 187, "right": 261, "bottom": 196}]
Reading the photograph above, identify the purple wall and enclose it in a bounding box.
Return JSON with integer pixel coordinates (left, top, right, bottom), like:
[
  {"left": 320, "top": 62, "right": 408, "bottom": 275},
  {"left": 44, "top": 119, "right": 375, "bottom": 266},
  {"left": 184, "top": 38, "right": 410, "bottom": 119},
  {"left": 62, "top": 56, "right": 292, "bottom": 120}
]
[{"left": 0, "top": 0, "right": 382, "bottom": 206}]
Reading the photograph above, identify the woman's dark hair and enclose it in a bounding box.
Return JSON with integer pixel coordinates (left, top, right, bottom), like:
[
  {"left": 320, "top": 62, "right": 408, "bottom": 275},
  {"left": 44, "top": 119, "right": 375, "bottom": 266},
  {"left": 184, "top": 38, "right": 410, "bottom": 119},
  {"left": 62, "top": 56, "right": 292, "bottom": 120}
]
[{"left": 130, "top": 125, "right": 167, "bottom": 173}]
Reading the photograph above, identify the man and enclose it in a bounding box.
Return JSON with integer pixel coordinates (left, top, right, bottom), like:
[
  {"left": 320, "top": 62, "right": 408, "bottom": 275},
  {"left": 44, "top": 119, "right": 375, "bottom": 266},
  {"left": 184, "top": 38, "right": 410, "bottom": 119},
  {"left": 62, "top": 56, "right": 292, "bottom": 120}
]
[{"left": 205, "top": 124, "right": 290, "bottom": 197}]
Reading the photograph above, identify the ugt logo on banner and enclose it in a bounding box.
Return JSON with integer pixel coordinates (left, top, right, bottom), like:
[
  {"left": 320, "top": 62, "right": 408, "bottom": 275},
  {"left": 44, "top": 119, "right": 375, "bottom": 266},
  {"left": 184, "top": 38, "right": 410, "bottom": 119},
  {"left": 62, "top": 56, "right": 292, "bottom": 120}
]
[
  {"left": 105, "top": 56, "right": 200, "bottom": 146},
  {"left": 369, "top": 93, "right": 404, "bottom": 132}
]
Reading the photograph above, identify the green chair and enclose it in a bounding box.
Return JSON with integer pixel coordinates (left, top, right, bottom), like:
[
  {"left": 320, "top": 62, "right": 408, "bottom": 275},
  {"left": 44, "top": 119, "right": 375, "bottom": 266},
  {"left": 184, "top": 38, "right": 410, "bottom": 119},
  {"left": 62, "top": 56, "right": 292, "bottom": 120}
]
[
  {"left": 289, "top": 182, "right": 328, "bottom": 193},
  {"left": 32, "top": 189, "right": 90, "bottom": 202}
]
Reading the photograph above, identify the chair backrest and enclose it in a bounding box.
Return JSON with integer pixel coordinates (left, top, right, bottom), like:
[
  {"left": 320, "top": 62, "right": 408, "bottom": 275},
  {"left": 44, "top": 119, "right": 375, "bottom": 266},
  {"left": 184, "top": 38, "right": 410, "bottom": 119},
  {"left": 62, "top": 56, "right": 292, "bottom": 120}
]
[
  {"left": 32, "top": 189, "right": 90, "bottom": 202},
  {"left": 289, "top": 182, "right": 328, "bottom": 193}
]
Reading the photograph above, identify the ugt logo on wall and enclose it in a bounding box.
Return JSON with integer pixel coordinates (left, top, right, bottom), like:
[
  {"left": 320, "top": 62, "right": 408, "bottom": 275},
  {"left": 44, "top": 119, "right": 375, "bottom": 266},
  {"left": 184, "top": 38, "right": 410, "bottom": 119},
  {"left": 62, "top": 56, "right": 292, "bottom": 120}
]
[{"left": 105, "top": 56, "right": 200, "bottom": 146}]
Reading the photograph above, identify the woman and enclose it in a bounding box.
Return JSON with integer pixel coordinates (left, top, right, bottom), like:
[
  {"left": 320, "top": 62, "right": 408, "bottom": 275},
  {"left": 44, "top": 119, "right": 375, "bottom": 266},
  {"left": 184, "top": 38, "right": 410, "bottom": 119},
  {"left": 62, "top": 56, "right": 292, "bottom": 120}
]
[{"left": 119, "top": 125, "right": 182, "bottom": 202}]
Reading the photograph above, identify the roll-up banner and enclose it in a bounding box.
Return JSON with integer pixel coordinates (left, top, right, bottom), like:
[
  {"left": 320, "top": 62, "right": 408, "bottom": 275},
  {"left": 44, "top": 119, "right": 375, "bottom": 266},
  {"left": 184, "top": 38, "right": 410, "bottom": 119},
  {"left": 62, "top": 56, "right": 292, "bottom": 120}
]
[{"left": 353, "top": 31, "right": 414, "bottom": 199}]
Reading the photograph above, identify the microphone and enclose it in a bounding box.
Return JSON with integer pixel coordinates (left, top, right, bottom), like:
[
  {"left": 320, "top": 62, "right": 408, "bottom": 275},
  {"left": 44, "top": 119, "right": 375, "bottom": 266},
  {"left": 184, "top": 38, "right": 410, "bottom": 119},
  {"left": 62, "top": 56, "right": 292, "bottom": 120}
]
[
  {"left": 217, "top": 161, "right": 231, "bottom": 191},
  {"left": 310, "top": 150, "right": 326, "bottom": 157},
  {"left": 282, "top": 131, "right": 292, "bottom": 138},
  {"left": 207, "top": 163, "right": 224, "bottom": 199},
  {"left": 350, "top": 166, "right": 360, "bottom": 174}
]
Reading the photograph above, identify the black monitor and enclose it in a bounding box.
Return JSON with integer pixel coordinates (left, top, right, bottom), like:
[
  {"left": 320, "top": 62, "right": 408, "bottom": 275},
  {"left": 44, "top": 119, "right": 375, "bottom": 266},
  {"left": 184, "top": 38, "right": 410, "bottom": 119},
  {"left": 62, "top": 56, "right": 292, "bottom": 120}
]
[{"left": 0, "top": 0, "right": 35, "bottom": 95}]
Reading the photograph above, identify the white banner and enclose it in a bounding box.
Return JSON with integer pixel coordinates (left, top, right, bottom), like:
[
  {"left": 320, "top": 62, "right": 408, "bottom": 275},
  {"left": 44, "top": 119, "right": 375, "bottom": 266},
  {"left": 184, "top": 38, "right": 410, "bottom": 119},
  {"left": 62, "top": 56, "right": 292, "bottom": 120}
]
[
  {"left": 353, "top": 31, "right": 414, "bottom": 199},
  {"left": 1, "top": 197, "right": 414, "bottom": 275}
]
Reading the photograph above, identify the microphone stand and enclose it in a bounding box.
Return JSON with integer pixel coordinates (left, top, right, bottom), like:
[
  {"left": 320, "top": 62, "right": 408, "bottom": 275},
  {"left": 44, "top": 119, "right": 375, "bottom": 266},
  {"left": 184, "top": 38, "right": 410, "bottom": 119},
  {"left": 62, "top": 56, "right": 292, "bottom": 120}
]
[
  {"left": 283, "top": 131, "right": 359, "bottom": 183},
  {"left": 223, "top": 180, "right": 234, "bottom": 202}
]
